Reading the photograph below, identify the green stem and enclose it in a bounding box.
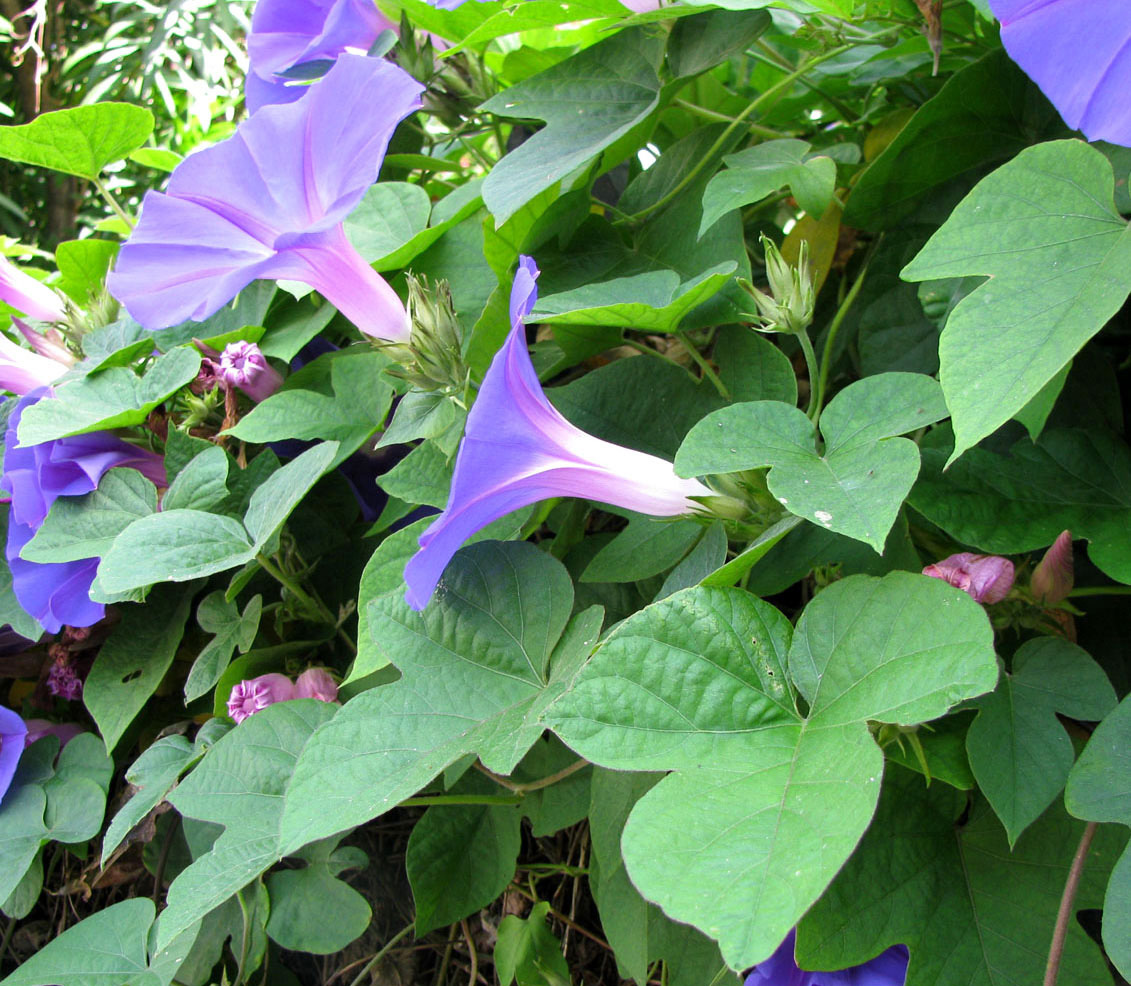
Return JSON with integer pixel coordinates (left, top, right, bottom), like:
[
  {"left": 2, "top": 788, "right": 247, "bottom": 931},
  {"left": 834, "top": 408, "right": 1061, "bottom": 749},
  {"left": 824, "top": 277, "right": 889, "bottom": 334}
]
[
  {"left": 798, "top": 329, "right": 820, "bottom": 419},
  {"left": 348, "top": 923, "right": 416, "bottom": 986},
  {"left": 812, "top": 246, "right": 874, "bottom": 428},
  {"left": 256, "top": 553, "right": 357, "bottom": 654},
  {"left": 235, "top": 889, "right": 252, "bottom": 986},
  {"left": 1066, "top": 585, "right": 1131, "bottom": 598},
  {"left": 399, "top": 794, "right": 524, "bottom": 807},
  {"left": 93, "top": 177, "right": 134, "bottom": 230},
  {"left": 677, "top": 330, "right": 731, "bottom": 401},
  {"left": 476, "top": 757, "right": 590, "bottom": 794},
  {"left": 706, "top": 965, "right": 733, "bottom": 986},
  {"left": 624, "top": 44, "right": 851, "bottom": 223},
  {"left": 671, "top": 98, "right": 786, "bottom": 137}
]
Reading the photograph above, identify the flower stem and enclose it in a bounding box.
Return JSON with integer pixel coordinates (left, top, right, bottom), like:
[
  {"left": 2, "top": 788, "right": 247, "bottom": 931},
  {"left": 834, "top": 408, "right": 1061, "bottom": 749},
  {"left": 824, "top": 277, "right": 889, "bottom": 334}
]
[
  {"left": 798, "top": 329, "right": 820, "bottom": 419},
  {"left": 399, "top": 793, "right": 524, "bottom": 807},
  {"left": 92, "top": 177, "right": 134, "bottom": 230},
  {"left": 348, "top": 922, "right": 416, "bottom": 986},
  {"left": 623, "top": 44, "right": 852, "bottom": 224},
  {"left": 812, "top": 244, "right": 874, "bottom": 428},
  {"left": 1067, "top": 585, "right": 1131, "bottom": 597},
  {"left": 677, "top": 330, "right": 731, "bottom": 401},
  {"left": 1043, "top": 821, "right": 1097, "bottom": 986},
  {"left": 255, "top": 553, "right": 357, "bottom": 654}
]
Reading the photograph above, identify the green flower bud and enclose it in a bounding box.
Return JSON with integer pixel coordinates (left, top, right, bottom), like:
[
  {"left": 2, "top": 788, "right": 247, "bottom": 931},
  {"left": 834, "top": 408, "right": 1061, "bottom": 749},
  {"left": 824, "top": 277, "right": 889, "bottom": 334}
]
[{"left": 740, "top": 235, "right": 815, "bottom": 336}]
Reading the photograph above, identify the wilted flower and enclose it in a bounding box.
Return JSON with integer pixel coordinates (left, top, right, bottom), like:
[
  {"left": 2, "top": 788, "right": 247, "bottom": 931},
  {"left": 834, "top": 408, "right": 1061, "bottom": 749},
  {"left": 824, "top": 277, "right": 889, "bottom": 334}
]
[
  {"left": 990, "top": 0, "right": 1131, "bottom": 146},
  {"left": 227, "top": 673, "right": 297, "bottom": 723},
  {"left": 46, "top": 652, "right": 84, "bottom": 700},
  {"left": 746, "top": 930, "right": 909, "bottom": 986},
  {"left": 108, "top": 55, "right": 423, "bottom": 343},
  {"left": 0, "top": 256, "right": 66, "bottom": 323},
  {"left": 22, "top": 718, "right": 83, "bottom": 749},
  {"left": 0, "top": 705, "right": 27, "bottom": 808},
  {"left": 402, "top": 255, "right": 713, "bottom": 610},
  {"left": 922, "top": 551, "right": 1014, "bottom": 604},
  {"left": 218, "top": 341, "right": 283, "bottom": 402},
  {"left": 295, "top": 667, "right": 339, "bottom": 702},
  {"left": 1030, "top": 530, "right": 1073, "bottom": 604},
  {"left": 245, "top": 0, "right": 394, "bottom": 112},
  {"left": 1, "top": 391, "right": 167, "bottom": 633}
]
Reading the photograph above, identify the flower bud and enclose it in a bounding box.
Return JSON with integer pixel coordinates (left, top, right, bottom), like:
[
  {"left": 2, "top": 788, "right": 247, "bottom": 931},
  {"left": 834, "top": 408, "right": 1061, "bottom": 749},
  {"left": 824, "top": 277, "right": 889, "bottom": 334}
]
[
  {"left": 1030, "top": 530, "right": 1073, "bottom": 604},
  {"left": 387, "top": 273, "right": 469, "bottom": 394},
  {"left": 295, "top": 667, "right": 339, "bottom": 703},
  {"left": 218, "top": 341, "right": 283, "bottom": 402},
  {"left": 739, "top": 236, "right": 815, "bottom": 336},
  {"left": 923, "top": 552, "right": 1015, "bottom": 604},
  {"left": 227, "top": 672, "right": 296, "bottom": 724},
  {"left": 13, "top": 318, "right": 74, "bottom": 367}
]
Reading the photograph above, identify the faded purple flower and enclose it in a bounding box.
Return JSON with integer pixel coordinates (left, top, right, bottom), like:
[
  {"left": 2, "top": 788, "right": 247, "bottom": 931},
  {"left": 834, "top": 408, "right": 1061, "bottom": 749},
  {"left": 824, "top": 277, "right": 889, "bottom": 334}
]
[
  {"left": 1030, "top": 529, "right": 1073, "bottom": 604},
  {"left": 218, "top": 341, "right": 283, "bottom": 402},
  {"left": 109, "top": 54, "right": 423, "bottom": 343},
  {"left": 1, "top": 390, "right": 168, "bottom": 633},
  {"left": 0, "top": 257, "right": 66, "bottom": 323},
  {"left": 295, "top": 667, "right": 339, "bottom": 702},
  {"left": 746, "top": 930, "right": 909, "bottom": 986},
  {"left": 46, "top": 655, "right": 83, "bottom": 700},
  {"left": 246, "top": 0, "right": 395, "bottom": 112},
  {"left": 402, "top": 255, "right": 712, "bottom": 610},
  {"left": 0, "top": 330, "right": 68, "bottom": 395},
  {"left": 0, "top": 705, "right": 27, "bottom": 808},
  {"left": 22, "top": 718, "right": 83, "bottom": 749},
  {"left": 227, "top": 672, "right": 297, "bottom": 723},
  {"left": 922, "top": 551, "right": 1015, "bottom": 605},
  {"left": 990, "top": 0, "right": 1131, "bottom": 145}
]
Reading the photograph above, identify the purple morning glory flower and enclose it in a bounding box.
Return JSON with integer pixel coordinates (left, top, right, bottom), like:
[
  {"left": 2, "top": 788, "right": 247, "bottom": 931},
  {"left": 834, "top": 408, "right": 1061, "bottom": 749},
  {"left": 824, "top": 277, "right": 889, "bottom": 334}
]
[
  {"left": 0, "top": 256, "right": 66, "bottom": 324},
  {"left": 218, "top": 341, "right": 283, "bottom": 402},
  {"left": 990, "top": 0, "right": 1131, "bottom": 145},
  {"left": 108, "top": 54, "right": 423, "bottom": 343},
  {"left": 1, "top": 391, "right": 167, "bottom": 633},
  {"left": 246, "top": 0, "right": 395, "bottom": 112},
  {"left": 0, "top": 705, "right": 27, "bottom": 808},
  {"left": 402, "top": 255, "right": 713, "bottom": 610},
  {"left": 746, "top": 930, "right": 909, "bottom": 986},
  {"left": 922, "top": 552, "right": 1015, "bottom": 604}
]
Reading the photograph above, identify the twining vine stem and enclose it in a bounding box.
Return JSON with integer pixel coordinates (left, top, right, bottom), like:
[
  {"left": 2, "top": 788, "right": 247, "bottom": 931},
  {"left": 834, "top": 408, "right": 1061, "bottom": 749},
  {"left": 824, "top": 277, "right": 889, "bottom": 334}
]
[{"left": 1043, "top": 820, "right": 1098, "bottom": 986}]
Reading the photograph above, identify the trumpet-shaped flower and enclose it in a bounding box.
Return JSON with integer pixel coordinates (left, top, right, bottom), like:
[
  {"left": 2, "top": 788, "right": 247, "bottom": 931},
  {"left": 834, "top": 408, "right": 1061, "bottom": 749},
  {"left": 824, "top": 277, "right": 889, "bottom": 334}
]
[
  {"left": 1, "top": 391, "right": 167, "bottom": 633},
  {"left": 108, "top": 54, "right": 423, "bottom": 343},
  {"left": 0, "top": 706, "right": 27, "bottom": 808},
  {"left": 0, "top": 256, "right": 65, "bottom": 323},
  {"left": 922, "top": 551, "right": 1015, "bottom": 605},
  {"left": 0, "top": 330, "right": 67, "bottom": 395},
  {"left": 745, "top": 930, "right": 909, "bottom": 986},
  {"left": 246, "top": 0, "right": 394, "bottom": 112},
  {"left": 990, "top": 0, "right": 1131, "bottom": 145},
  {"left": 402, "top": 256, "right": 712, "bottom": 610}
]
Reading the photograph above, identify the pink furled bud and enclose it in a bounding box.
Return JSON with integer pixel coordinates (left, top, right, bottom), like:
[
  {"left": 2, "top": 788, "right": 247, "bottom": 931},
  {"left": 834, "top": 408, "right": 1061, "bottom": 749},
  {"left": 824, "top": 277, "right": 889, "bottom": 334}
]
[
  {"left": 227, "top": 672, "right": 296, "bottom": 724},
  {"left": 1031, "top": 530, "right": 1074, "bottom": 604},
  {"left": 13, "top": 319, "right": 74, "bottom": 367},
  {"left": 0, "top": 256, "right": 66, "bottom": 323},
  {"left": 923, "top": 552, "right": 1015, "bottom": 604},
  {"left": 218, "top": 341, "right": 283, "bottom": 403},
  {"left": 23, "top": 719, "right": 83, "bottom": 749},
  {"left": 295, "top": 667, "right": 339, "bottom": 703}
]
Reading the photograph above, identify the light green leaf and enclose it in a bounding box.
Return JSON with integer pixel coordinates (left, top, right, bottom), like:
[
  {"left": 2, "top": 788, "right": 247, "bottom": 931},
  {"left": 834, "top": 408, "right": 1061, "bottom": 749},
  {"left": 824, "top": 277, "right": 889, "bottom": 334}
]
[
  {"left": 279, "top": 543, "right": 597, "bottom": 852},
  {"left": 84, "top": 585, "right": 194, "bottom": 752},
  {"left": 161, "top": 446, "right": 229, "bottom": 512},
  {"left": 700, "top": 139, "right": 836, "bottom": 234},
  {"left": 532, "top": 264, "right": 736, "bottom": 333},
  {"left": 23, "top": 468, "right": 157, "bottom": 564},
  {"left": 901, "top": 140, "right": 1131, "bottom": 464},
  {"left": 226, "top": 352, "right": 391, "bottom": 464},
  {"left": 547, "top": 573, "right": 996, "bottom": 967},
  {"left": 56, "top": 239, "right": 118, "bottom": 306},
  {"left": 379, "top": 440, "right": 453, "bottom": 508},
  {"left": 17, "top": 348, "right": 202, "bottom": 445},
  {"left": 344, "top": 182, "right": 430, "bottom": 263},
  {"left": 713, "top": 327, "right": 797, "bottom": 405},
  {"left": 676, "top": 374, "right": 948, "bottom": 551},
  {"left": 0, "top": 103, "right": 154, "bottom": 180},
  {"left": 967, "top": 638, "right": 1115, "bottom": 846},
  {"left": 184, "top": 592, "right": 263, "bottom": 703},
  {"left": 442, "top": 0, "right": 628, "bottom": 55},
  {"left": 156, "top": 700, "right": 338, "bottom": 950},
  {"left": 481, "top": 29, "right": 662, "bottom": 225},
  {"left": 97, "top": 510, "right": 255, "bottom": 593},
  {"left": 495, "top": 901, "right": 571, "bottom": 986}
]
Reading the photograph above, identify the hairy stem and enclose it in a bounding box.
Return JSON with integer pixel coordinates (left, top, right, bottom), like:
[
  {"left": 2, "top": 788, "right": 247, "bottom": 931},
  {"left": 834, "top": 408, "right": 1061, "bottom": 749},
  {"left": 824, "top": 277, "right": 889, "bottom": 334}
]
[{"left": 1043, "top": 820, "right": 1098, "bottom": 986}]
